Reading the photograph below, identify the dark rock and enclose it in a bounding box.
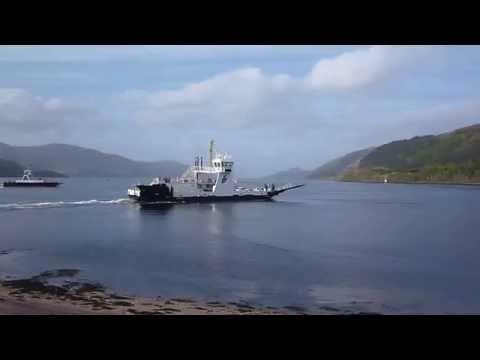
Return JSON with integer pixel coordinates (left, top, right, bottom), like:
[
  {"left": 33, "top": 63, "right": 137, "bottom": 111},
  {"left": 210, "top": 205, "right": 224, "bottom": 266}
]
[
  {"left": 110, "top": 294, "right": 131, "bottom": 300},
  {"left": 206, "top": 301, "right": 225, "bottom": 307},
  {"left": 171, "top": 298, "right": 194, "bottom": 303},
  {"left": 75, "top": 282, "right": 105, "bottom": 294},
  {"left": 112, "top": 301, "right": 133, "bottom": 307},
  {"left": 318, "top": 306, "right": 341, "bottom": 312},
  {"left": 161, "top": 308, "right": 181, "bottom": 312},
  {"left": 238, "top": 308, "right": 252, "bottom": 313},
  {"left": 127, "top": 309, "right": 158, "bottom": 315},
  {"left": 284, "top": 305, "right": 307, "bottom": 313},
  {"left": 355, "top": 312, "right": 383, "bottom": 315},
  {"left": 229, "top": 302, "right": 255, "bottom": 310},
  {"left": 35, "top": 269, "right": 81, "bottom": 279},
  {"left": 3, "top": 278, "right": 69, "bottom": 297}
]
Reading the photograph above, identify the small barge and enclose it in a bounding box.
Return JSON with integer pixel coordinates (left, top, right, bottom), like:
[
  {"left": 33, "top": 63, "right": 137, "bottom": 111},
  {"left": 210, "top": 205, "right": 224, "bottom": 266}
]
[{"left": 3, "top": 169, "right": 61, "bottom": 188}]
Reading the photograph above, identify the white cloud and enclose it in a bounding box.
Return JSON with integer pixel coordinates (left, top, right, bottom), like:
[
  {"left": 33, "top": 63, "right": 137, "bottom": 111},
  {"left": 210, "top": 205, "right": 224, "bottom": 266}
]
[
  {"left": 0, "top": 88, "right": 96, "bottom": 134},
  {"left": 391, "top": 100, "right": 480, "bottom": 136},
  {"left": 307, "top": 45, "right": 430, "bottom": 91},
  {"left": 115, "top": 46, "right": 428, "bottom": 130},
  {"left": 117, "top": 67, "right": 306, "bottom": 129}
]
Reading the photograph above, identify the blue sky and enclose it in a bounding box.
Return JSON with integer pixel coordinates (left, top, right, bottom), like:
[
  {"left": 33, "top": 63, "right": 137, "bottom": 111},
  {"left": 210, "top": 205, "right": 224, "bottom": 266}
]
[{"left": 1, "top": 45, "right": 480, "bottom": 177}]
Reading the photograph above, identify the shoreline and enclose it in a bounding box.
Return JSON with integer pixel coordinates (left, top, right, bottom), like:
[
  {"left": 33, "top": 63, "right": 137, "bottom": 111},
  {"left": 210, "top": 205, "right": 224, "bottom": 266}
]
[
  {"left": 338, "top": 179, "right": 480, "bottom": 186},
  {"left": 0, "top": 270, "right": 306, "bottom": 315}
]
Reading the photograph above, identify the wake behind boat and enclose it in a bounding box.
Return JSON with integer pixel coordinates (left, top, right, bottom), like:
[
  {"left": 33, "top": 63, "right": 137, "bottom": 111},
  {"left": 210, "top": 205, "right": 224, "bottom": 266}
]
[
  {"left": 128, "top": 140, "right": 304, "bottom": 206},
  {"left": 3, "top": 169, "right": 62, "bottom": 188}
]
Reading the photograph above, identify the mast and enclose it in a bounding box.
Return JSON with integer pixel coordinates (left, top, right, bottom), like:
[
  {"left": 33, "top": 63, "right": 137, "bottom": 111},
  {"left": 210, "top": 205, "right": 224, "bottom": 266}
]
[{"left": 209, "top": 139, "right": 214, "bottom": 167}]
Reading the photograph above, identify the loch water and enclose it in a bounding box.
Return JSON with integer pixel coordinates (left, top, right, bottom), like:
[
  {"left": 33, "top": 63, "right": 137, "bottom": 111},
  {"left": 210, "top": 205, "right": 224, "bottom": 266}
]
[{"left": 1, "top": 177, "right": 479, "bottom": 314}]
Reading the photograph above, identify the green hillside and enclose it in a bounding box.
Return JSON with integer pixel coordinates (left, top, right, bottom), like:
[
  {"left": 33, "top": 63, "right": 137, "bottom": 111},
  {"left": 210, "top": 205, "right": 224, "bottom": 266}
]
[
  {"left": 342, "top": 124, "right": 480, "bottom": 183},
  {"left": 307, "top": 147, "right": 374, "bottom": 180}
]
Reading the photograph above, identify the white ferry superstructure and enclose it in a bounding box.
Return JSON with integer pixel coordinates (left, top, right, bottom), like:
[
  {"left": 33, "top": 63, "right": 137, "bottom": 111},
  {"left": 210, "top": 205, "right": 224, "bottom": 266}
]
[{"left": 127, "top": 140, "right": 304, "bottom": 205}]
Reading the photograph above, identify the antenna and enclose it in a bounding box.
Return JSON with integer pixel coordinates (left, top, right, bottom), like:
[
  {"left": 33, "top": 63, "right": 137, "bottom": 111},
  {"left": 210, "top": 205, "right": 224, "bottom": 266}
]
[{"left": 209, "top": 139, "right": 214, "bottom": 166}]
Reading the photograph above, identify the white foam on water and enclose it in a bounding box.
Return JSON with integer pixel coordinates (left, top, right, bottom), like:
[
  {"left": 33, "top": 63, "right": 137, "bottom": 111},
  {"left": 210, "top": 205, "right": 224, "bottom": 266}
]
[{"left": 0, "top": 198, "right": 131, "bottom": 210}]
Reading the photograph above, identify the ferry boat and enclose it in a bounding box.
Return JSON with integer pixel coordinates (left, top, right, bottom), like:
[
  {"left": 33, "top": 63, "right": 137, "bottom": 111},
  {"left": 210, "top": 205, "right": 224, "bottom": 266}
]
[
  {"left": 3, "top": 169, "right": 61, "bottom": 188},
  {"left": 128, "top": 140, "right": 304, "bottom": 205}
]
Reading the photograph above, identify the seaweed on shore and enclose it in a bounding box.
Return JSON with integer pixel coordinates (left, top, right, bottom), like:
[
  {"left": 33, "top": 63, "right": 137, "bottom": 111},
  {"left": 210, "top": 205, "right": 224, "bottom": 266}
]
[
  {"left": 284, "top": 305, "right": 310, "bottom": 314},
  {"left": 112, "top": 301, "right": 133, "bottom": 307},
  {"left": 0, "top": 268, "right": 104, "bottom": 301},
  {"left": 206, "top": 301, "right": 225, "bottom": 307},
  {"left": 75, "top": 282, "right": 105, "bottom": 294},
  {"left": 228, "top": 302, "right": 256, "bottom": 310},
  {"left": 318, "top": 305, "right": 341, "bottom": 313},
  {"left": 2, "top": 278, "right": 70, "bottom": 297},
  {"left": 171, "top": 298, "right": 194, "bottom": 303},
  {"left": 127, "top": 309, "right": 164, "bottom": 315},
  {"left": 34, "top": 269, "right": 81, "bottom": 279},
  {"left": 161, "top": 307, "right": 181, "bottom": 312}
]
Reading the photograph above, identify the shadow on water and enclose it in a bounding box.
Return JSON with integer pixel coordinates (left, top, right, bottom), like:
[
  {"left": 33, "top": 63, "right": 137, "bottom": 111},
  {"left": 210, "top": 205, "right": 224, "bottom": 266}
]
[
  {"left": 138, "top": 204, "right": 175, "bottom": 215},
  {"left": 134, "top": 201, "right": 237, "bottom": 238}
]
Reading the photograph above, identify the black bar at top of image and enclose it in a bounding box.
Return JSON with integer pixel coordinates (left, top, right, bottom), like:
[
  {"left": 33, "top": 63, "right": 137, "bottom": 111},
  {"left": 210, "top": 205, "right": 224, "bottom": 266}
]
[{"left": 1, "top": 8, "right": 479, "bottom": 45}]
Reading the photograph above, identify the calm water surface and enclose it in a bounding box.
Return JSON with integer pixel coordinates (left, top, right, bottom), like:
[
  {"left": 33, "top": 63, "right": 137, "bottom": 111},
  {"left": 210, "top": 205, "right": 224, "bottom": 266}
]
[{"left": 1, "top": 177, "right": 479, "bottom": 314}]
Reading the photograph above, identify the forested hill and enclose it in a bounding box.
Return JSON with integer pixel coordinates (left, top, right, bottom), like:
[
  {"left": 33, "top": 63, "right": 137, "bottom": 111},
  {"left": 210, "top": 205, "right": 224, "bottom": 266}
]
[
  {"left": 341, "top": 124, "right": 480, "bottom": 183},
  {"left": 307, "top": 148, "right": 374, "bottom": 180}
]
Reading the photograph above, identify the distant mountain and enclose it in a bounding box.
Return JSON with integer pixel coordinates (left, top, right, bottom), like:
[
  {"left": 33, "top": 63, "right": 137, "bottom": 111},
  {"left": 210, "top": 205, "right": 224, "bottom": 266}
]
[
  {"left": 259, "top": 167, "right": 311, "bottom": 182},
  {"left": 341, "top": 123, "right": 480, "bottom": 183},
  {"left": 34, "top": 170, "right": 68, "bottom": 178},
  {"left": 307, "top": 147, "right": 375, "bottom": 180},
  {"left": 257, "top": 148, "right": 374, "bottom": 182},
  {"left": 0, "top": 143, "right": 187, "bottom": 177},
  {"left": 0, "top": 158, "right": 67, "bottom": 178},
  {"left": 0, "top": 158, "right": 24, "bottom": 177}
]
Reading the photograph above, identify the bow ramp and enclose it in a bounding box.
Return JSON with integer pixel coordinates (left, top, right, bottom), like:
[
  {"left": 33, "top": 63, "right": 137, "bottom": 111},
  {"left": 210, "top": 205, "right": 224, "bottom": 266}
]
[{"left": 269, "top": 183, "right": 305, "bottom": 197}]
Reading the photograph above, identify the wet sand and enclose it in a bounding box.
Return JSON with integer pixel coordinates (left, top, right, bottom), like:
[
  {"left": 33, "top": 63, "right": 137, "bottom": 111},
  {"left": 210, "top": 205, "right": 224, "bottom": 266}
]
[{"left": 0, "top": 269, "right": 299, "bottom": 315}]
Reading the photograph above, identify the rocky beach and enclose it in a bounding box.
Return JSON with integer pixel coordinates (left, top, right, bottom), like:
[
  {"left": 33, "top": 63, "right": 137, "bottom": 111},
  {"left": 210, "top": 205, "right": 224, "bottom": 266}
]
[{"left": 0, "top": 268, "right": 310, "bottom": 315}]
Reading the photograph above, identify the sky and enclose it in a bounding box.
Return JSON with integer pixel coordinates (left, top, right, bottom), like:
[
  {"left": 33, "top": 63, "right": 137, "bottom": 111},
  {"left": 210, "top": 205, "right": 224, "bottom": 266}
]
[{"left": 1, "top": 45, "right": 480, "bottom": 177}]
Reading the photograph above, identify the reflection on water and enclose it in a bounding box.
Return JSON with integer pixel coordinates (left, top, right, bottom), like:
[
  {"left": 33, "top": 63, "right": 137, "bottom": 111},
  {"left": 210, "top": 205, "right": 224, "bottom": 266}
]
[
  {"left": 1, "top": 178, "right": 480, "bottom": 313},
  {"left": 205, "top": 203, "right": 234, "bottom": 236}
]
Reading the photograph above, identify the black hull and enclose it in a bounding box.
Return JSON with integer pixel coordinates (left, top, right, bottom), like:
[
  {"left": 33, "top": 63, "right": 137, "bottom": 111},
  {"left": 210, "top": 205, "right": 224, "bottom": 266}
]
[
  {"left": 3, "top": 182, "right": 61, "bottom": 187},
  {"left": 128, "top": 183, "right": 304, "bottom": 207},
  {"left": 128, "top": 193, "right": 273, "bottom": 206}
]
